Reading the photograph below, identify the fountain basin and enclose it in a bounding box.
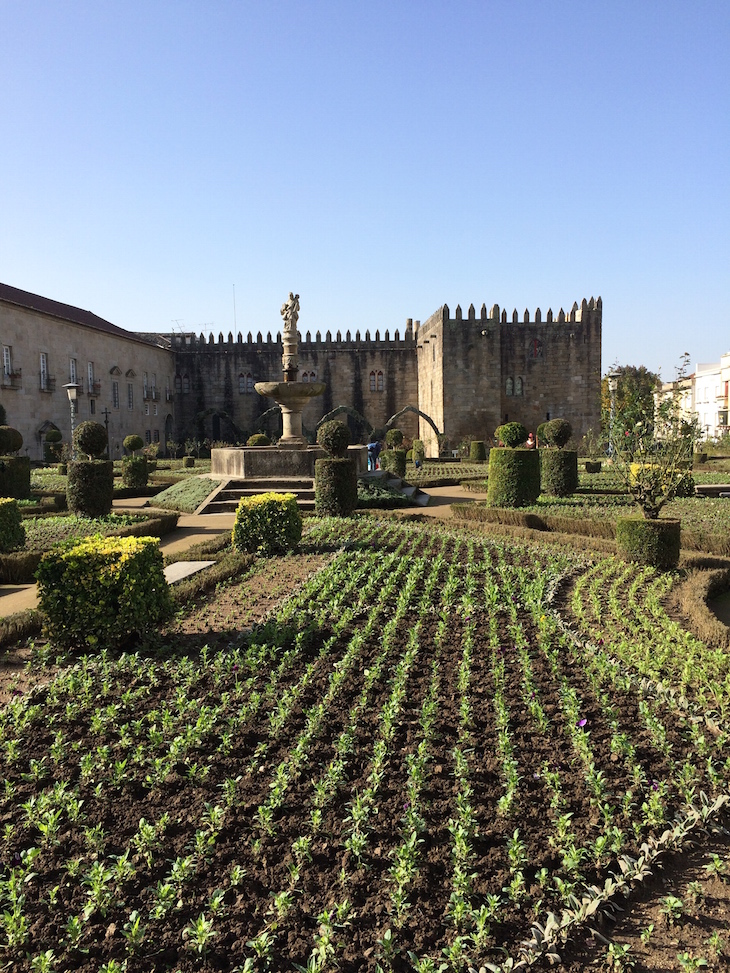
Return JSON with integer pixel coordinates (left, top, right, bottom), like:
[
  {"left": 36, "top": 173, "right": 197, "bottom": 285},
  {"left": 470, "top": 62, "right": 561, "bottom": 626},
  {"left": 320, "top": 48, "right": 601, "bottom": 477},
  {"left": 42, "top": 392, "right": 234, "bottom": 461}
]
[{"left": 255, "top": 381, "right": 327, "bottom": 446}]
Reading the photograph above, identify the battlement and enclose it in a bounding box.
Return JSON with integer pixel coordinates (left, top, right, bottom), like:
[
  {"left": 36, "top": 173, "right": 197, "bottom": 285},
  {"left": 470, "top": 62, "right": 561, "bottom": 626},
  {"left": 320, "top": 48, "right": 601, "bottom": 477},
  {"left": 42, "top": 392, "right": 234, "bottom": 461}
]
[
  {"left": 170, "top": 318, "right": 421, "bottom": 352},
  {"left": 429, "top": 296, "right": 602, "bottom": 327}
]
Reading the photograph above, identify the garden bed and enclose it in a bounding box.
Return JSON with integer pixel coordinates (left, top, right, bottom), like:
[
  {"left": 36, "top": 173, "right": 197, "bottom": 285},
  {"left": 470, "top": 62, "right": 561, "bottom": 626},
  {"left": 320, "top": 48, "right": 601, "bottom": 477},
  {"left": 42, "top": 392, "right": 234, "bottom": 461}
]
[{"left": 0, "top": 519, "right": 728, "bottom": 970}]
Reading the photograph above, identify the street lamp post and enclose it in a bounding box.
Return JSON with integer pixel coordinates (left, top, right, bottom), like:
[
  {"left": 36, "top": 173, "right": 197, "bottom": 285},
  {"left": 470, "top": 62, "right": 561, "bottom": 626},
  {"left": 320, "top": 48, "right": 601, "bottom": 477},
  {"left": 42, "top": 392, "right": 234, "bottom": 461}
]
[
  {"left": 62, "top": 383, "right": 81, "bottom": 459},
  {"left": 100, "top": 406, "right": 111, "bottom": 459},
  {"left": 607, "top": 372, "right": 620, "bottom": 459}
]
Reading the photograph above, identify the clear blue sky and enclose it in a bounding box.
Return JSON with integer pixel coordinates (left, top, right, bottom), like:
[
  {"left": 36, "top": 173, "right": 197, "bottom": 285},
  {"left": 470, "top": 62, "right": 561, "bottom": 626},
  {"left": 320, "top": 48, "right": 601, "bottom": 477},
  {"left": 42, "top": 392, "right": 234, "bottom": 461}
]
[{"left": 2, "top": 1, "right": 728, "bottom": 379}]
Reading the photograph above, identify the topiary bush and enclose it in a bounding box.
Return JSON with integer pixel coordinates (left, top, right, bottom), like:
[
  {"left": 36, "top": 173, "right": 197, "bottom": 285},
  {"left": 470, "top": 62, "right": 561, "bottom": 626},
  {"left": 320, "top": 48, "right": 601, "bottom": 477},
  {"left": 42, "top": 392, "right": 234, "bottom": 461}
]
[
  {"left": 536, "top": 421, "right": 548, "bottom": 446},
  {"left": 615, "top": 516, "right": 681, "bottom": 570},
  {"left": 316, "top": 420, "right": 351, "bottom": 458},
  {"left": 540, "top": 449, "right": 579, "bottom": 497},
  {"left": 385, "top": 428, "right": 404, "bottom": 449},
  {"left": 541, "top": 418, "right": 573, "bottom": 449},
  {"left": 380, "top": 449, "right": 407, "bottom": 478},
  {"left": 74, "top": 421, "right": 108, "bottom": 459},
  {"left": 122, "top": 456, "right": 149, "bottom": 489},
  {"left": 247, "top": 433, "right": 271, "bottom": 447},
  {"left": 232, "top": 492, "right": 302, "bottom": 555},
  {"left": 412, "top": 439, "right": 426, "bottom": 464},
  {"left": 0, "top": 426, "right": 23, "bottom": 455},
  {"left": 44, "top": 429, "right": 63, "bottom": 463},
  {"left": 487, "top": 448, "right": 540, "bottom": 507},
  {"left": 36, "top": 535, "right": 172, "bottom": 650},
  {"left": 315, "top": 458, "right": 357, "bottom": 516},
  {"left": 469, "top": 440, "right": 487, "bottom": 462},
  {"left": 494, "top": 422, "right": 528, "bottom": 448},
  {"left": 123, "top": 434, "right": 144, "bottom": 455},
  {"left": 183, "top": 456, "right": 195, "bottom": 468},
  {"left": 0, "top": 457, "right": 31, "bottom": 499},
  {"left": 67, "top": 460, "right": 114, "bottom": 517},
  {"left": 0, "top": 498, "right": 25, "bottom": 553}
]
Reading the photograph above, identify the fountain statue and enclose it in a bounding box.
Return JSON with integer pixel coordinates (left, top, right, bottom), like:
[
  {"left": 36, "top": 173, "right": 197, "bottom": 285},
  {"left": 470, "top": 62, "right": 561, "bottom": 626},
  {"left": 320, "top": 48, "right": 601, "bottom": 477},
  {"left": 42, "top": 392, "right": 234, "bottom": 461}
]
[{"left": 254, "top": 293, "right": 326, "bottom": 446}]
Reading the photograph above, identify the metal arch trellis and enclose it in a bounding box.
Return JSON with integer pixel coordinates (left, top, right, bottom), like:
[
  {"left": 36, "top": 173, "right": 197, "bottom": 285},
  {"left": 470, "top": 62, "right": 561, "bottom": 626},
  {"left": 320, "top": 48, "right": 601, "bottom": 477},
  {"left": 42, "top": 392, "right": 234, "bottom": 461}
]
[
  {"left": 316, "top": 406, "right": 373, "bottom": 436},
  {"left": 385, "top": 405, "right": 442, "bottom": 441}
]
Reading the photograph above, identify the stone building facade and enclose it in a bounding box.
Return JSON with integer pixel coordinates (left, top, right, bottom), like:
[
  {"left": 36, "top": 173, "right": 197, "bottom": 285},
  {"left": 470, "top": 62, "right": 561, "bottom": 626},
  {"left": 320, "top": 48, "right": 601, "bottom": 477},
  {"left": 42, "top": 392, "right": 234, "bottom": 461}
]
[
  {"left": 1, "top": 282, "right": 602, "bottom": 460},
  {"left": 0, "top": 284, "right": 176, "bottom": 461}
]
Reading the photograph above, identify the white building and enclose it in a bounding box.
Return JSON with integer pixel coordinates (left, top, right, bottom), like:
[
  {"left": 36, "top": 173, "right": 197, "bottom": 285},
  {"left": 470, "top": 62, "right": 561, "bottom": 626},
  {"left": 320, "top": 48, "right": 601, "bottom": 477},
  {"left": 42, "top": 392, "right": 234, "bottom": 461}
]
[{"left": 656, "top": 353, "right": 730, "bottom": 441}]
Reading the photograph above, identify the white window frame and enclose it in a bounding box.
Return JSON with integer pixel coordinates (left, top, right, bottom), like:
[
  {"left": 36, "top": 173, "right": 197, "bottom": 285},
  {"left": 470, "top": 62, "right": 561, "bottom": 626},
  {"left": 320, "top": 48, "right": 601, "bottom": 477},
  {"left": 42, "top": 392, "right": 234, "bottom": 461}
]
[{"left": 69, "top": 358, "right": 77, "bottom": 384}]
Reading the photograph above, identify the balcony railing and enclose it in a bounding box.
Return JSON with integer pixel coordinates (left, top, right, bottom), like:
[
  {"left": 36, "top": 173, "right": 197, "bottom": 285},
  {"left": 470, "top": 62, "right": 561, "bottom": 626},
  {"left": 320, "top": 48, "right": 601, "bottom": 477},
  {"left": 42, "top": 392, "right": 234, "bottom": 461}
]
[
  {"left": 2, "top": 370, "right": 22, "bottom": 389},
  {"left": 40, "top": 375, "right": 56, "bottom": 392},
  {"left": 143, "top": 388, "right": 159, "bottom": 401},
  {"left": 87, "top": 381, "right": 101, "bottom": 396},
  {"left": 165, "top": 389, "right": 174, "bottom": 401}
]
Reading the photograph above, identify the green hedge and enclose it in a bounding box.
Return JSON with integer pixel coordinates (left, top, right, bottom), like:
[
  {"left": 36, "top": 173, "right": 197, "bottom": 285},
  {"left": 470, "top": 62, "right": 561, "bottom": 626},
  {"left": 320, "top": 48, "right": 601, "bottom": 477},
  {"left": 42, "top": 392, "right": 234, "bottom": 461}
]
[
  {"left": 232, "top": 492, "right": 302, "bottom": 555},
  {"left": 0, "top": 456, "right": 31, "bottom": 499},
  {"left": 615, "top": 516, "right": 681, "bottom": 569},
  {"left": 36, "top": 535, "right": 172, "bottom": 650},
  {"left": 487, "top": 448, "right": 540, "bottom": 507},
  {"left": 183, "top": 456, "right": 195, "bottom": 468},
  {"left": 0, "top": 498, "right": 25, "bottom": 553},
  {"left": 540, "top": 449, "right": 578, "bottom": 497},
  {"left": 67, "top": 461, "right": 114, "bottom": 517},
  {"left": 122, "top": 456, "right": 149, "bottom": 489},
  {"left": 380, "top": 449, "right": 407, "bottom": 478},
  {"left": 412, "top": 439, "right": 426, "bottom": 464},
  {"left": 315, "top": 458, "right": 357, "bottom": 516},
  {"left": 469, "top": 441, "right": 487, "bottom": 463}
]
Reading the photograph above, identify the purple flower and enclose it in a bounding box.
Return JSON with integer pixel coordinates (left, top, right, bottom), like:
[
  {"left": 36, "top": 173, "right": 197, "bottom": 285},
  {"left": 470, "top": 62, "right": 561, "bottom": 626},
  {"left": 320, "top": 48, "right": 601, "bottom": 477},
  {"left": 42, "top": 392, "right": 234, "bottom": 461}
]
[{"left": 577, "top": 718, "right": 587, "bottom": 728}]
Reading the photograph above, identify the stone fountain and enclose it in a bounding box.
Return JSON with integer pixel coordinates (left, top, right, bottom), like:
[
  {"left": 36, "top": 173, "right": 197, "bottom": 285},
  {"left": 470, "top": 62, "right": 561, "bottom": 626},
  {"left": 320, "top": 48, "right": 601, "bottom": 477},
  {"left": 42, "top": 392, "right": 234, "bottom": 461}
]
[
  {"left": 254, "top": 293, "right": 326, "bottom": 447},
  {"left": 209, "top": 294, "right": 366, "bottom": 489}
]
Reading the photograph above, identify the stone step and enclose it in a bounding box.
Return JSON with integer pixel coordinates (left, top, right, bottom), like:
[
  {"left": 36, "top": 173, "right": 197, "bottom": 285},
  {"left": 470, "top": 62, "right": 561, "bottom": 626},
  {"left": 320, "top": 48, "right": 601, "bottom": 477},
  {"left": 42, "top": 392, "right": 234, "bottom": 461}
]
[{"left": 205, "top": 497, "right": 316, "bottom": 513}]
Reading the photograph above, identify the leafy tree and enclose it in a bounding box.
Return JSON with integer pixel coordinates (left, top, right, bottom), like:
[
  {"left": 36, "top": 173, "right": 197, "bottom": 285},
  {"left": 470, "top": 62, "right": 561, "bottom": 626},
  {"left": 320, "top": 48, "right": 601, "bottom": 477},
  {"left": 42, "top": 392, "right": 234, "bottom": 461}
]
[
  {"left": 610, "top": 354, "right": 699, "bottom": 519},
  {"left": 601, "top": 364, "right": 660, "bottom": 434}
]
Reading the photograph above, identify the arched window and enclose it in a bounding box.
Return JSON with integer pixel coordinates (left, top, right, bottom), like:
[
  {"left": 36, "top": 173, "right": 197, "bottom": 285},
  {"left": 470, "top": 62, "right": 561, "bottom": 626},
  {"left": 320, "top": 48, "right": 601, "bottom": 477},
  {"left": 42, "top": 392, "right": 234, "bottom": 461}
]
[
  {"left": 515, "top": 376, "right": 523, "bottom": 396},
  {"left": 301, "top": 372, "right": 308, "bottom": 383},
  {"left": 174, "top": 375, "right": 182, "bottom": 394},
  {"left": 369, "top": 371, "right": 376, "bottom": 392},
  {"left": 506, "top": 377, "right": 514, "bottom": 396},
  {"left": 246, "top": 373, "right": 254, "bottom": 393},
  {"left": 182, "top": 374, "right": 190, "bottom": 394},
  {"left": 238, "top": 373, "right": 246, "bottom": 394},
  {"left": 377, "top": 371, "right": 384, "bottom": 391}
]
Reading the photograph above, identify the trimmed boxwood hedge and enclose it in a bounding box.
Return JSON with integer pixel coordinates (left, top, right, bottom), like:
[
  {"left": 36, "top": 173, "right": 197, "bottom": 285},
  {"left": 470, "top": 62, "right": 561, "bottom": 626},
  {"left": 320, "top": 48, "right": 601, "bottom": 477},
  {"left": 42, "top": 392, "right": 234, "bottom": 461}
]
[
  {"left": 469, "top": 440, "right": 487, "bottom": 462},
  {"left": 615, "top": 516, "right": 681, "bottom": 569},
  {"left": 487, "top": 448, "right": 540, "bottom": 507},
  {"left": 122, "top": 456, "right": 149, "bottom": 489},
  {"left": 0, "top": 456, "right": 31, "bottom": 499},
  {"left": 315, "top": 458, "right": 357, "bottom": 516},
  {"left": 540, "top": 449, "right": 578, "bottom": 497},
  {"left": 67, "top": 460, "right": 114, "bottom": 517},
  {"left": 0, "top": 498, "right": 25, "bottom": 553},
  {"left": 380, "top": 449, "right": 407, "bottom": 478},
  {"left": 232, "top": 492, "right": 302, "bottom": 555}
]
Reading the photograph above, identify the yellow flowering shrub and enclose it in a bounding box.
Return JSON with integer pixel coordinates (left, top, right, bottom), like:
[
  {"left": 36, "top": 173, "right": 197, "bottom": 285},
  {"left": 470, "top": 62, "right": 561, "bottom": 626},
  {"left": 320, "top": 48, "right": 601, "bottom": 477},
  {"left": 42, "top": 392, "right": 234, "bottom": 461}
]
[
  {"left": 36, "top": 534, "right": 172, "bottom": 650},
  {"left": 232, "top": 492, "right": 302, "bottom": 555}
]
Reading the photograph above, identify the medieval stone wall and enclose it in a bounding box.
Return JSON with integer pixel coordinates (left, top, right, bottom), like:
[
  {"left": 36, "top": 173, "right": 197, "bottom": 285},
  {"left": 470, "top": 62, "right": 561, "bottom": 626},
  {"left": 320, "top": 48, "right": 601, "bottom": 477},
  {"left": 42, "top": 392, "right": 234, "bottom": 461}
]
[{"left": 170, "top": 298, "right": 601, "bottom": 452}]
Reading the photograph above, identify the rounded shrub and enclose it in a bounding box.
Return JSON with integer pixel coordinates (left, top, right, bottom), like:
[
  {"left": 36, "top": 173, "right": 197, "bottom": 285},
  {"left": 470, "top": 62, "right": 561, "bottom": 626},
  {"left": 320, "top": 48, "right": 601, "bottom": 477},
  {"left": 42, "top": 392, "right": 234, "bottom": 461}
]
[
  {"left": 536, "top": 421, "right": 548, "bottom": 446},
  {"left": 615, "top": 516, "right": 681, "bottom": 570},
  {"left": 469, "top": 440, "right": 487, "bottom": 462},
  {"left": 494, "top": 422, "right": 528, "bottom": 448},
  {"left": 316, "top": 420, "right": 351, "bottom": 458},
  {"left": 67, "top": 460, "right": 114, "bottom": 517},
  {"left": 412, "top": 439, "right": 426, "bottom": 464},
  {"left": 385, "top": 428, "right": 404, "bottom": 449},
  {"left": 123, "top": 434, "right": 144, "bottom": 455},
  {"left": 540, "top": 449, "right": 578, "bottom": 497},
  {"left": 541, "top": 418, "right": 573, "bottom": 449},
  {"left": 232, "top": 492, "right": 302, "bottom": 555},
  {"left": 380, "top": 449, "right": 407, "bottom": 478},
  {"left": 487, "top": 448, "right": 540, "bottom": 507},
  {"left": 44, "top": 428, "right": 63, "bottom": 463},
  {"left": 122, "top": 456, "right": 149, "bottom": 489},
  {"left": 315, "top": 457, "right": 358, "bottom": 516},
  {"left": 74, "top": 420, "right": 108, "bottom": 459},
  {"left": 247, "top": 433, "right": 271, "bottom": 447},
  {"left": 0, "top": 426, "right": 23, "bottom": 455}
]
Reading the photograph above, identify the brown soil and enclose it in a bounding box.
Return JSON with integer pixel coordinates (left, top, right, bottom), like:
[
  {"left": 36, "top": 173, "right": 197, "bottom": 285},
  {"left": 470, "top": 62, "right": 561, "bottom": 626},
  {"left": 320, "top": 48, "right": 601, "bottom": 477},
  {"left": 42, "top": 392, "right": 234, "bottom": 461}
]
[{"left": 1, "top": 530, "right": 729, "bottom": 972}]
